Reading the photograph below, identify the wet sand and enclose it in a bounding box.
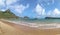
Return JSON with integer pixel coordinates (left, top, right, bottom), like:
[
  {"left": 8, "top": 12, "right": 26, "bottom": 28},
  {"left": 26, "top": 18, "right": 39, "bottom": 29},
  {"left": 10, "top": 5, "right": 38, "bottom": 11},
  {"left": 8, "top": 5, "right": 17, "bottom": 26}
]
[{"left": 0, "top": 20, "right": 60, "bottom": 35}]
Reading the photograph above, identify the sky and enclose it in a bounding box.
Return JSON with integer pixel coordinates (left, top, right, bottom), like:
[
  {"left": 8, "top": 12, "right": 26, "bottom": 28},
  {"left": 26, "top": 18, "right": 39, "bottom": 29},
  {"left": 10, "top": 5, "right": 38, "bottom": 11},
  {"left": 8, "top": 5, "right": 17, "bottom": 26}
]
[{"left": 0, "top": 0, "right": 60, "bottom": 18}]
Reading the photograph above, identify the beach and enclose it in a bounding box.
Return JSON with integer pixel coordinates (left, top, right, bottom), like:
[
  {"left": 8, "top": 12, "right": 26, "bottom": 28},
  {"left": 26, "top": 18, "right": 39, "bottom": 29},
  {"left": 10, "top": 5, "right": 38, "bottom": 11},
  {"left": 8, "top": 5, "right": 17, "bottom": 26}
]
[{"left": 0, "top": 19, "right": 60, "bottom": 35}]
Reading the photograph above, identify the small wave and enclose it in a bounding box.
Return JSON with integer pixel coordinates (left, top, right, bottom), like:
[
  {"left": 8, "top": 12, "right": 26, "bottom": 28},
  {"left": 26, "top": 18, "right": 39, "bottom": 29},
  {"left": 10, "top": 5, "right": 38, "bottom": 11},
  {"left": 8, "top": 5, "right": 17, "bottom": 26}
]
[{"left": 1, "top": 19, "right": 60, "bottom": 29}]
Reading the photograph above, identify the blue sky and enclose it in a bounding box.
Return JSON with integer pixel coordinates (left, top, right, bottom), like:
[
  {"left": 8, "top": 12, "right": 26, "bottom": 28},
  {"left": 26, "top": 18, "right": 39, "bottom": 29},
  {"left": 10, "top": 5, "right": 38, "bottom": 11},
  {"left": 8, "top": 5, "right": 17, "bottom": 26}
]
[{"left": 0, "top": 0, "right": 60, "bottom": 18}]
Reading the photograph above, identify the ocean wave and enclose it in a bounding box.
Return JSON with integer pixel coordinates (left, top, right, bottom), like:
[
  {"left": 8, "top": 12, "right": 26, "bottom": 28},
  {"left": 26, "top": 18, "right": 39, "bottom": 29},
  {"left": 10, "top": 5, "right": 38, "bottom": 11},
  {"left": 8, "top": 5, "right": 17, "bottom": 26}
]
[
  {"left": 16, "top": 22, "right": 60, "bottom": 29},
  {"left": 1, "top": 19, "right": 60, "bottom": 29},
  {"left": 14, "top": 21, "right": 60, "bottom": 29}
]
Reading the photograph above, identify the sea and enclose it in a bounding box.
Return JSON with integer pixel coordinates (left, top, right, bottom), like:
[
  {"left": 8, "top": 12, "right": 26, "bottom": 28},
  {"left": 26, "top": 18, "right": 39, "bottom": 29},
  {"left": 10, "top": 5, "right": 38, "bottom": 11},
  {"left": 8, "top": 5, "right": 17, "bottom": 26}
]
[
  {"left": 7, "top": 18, "right": 60, "bottom": 24},
  {"left": 5, "top": 18, "right": 60, "bottom": 29}
]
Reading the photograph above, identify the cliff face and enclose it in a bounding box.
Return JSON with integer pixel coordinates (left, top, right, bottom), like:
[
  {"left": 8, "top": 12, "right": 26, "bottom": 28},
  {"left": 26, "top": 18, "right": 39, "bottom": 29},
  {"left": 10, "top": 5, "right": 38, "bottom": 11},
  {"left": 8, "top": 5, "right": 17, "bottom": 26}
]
[{"left": 0, "top": 9, "right": 19, "bottom": 18}]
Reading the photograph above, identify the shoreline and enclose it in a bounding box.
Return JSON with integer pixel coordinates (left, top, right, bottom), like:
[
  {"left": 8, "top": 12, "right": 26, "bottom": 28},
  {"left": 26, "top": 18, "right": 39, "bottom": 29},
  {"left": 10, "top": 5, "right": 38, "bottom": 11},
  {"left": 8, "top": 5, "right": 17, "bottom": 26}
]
[
  {"left": 1, "top": 19, "right": 60, "bottom": 35},
  {"left": 1, "top": 19, "right": 60, "bottom": 29}
]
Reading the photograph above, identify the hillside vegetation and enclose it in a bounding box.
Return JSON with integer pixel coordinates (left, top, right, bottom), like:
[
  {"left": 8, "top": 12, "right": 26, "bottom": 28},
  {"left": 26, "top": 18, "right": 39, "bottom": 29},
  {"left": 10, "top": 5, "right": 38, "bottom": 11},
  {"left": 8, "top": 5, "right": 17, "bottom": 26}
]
[{"left": 0, "top": 9, "right": 18, "bottom": 18}]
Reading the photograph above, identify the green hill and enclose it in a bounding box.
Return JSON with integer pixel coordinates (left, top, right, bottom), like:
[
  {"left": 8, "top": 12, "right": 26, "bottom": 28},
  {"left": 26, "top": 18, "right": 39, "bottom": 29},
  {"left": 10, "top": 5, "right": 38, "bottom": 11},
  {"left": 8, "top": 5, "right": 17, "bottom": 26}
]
[{"left": 0, "top": 9, "right": 19, "bottom": 18}]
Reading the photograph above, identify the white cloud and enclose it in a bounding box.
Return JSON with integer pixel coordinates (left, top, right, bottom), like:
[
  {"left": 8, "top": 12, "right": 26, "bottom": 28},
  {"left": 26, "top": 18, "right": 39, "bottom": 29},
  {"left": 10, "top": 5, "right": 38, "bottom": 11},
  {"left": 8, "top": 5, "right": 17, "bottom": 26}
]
[
  {"left": 6, "top": 0, "right": 19, "bottom": 5},
  {"left": 0, "top": 0, "right": 5, "bottom": 6},
  {"left": 47, "top": 8, "right": 60, "bottom": 17},
  {"left": 0, "top": 0, "right": 19, "bottom": 11},
  {"left": 53, "top": 8, "right": 60, "bottom": 15},
  {"left": 34, "top": 4, "right": 46, "bottom": 18},
  {"left": 35, "top": 4, "right": 46, "bottom": 16},
  {"left": 0, "top": 0, "right": 29, "bottom": 14},
  {"left": 9, "top": 4, "right": 29, "bottom": 14},
  {"left": 0, "top": 8, "right": 7, "bottom": 11},
  {"left": 0, "top": 0, "right": 18, "bottom": 6},
  {"left": 0, "top": 0, "right": 7, "bottom": 11}
]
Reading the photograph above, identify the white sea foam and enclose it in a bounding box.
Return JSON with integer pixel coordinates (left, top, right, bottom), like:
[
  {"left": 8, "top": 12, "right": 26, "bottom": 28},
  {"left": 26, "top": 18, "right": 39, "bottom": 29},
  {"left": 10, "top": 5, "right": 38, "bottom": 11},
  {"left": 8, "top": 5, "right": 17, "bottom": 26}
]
[{"left": 1, "top": 19, "right": 60, "bottom": 29}]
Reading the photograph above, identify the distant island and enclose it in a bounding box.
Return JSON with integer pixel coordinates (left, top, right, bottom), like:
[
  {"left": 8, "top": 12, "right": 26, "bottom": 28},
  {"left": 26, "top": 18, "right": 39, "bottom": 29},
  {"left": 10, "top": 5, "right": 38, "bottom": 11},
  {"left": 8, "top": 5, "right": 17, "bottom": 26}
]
[
  {"left": 45, "top": 17, "right": 60, "bottom": 19},
  {"left": 0, "top": 9, "right": 19, "bottom": 19}
]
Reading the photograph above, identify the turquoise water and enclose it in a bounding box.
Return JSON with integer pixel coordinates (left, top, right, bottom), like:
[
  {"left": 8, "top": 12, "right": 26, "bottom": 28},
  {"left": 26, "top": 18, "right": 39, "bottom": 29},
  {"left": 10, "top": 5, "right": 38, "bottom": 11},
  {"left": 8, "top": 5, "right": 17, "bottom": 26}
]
[
  {"left": 6, "top": 18, "right": 60, "bottom": 24},
  {"left": 21, "top": 19, "right": 60, "bottom": 24}
]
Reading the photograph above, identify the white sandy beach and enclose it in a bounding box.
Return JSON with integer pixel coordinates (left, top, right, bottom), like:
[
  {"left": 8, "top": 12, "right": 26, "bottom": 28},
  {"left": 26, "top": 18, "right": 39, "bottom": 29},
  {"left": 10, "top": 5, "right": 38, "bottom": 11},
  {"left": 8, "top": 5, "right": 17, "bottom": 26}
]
[{"left": 0, "top": 19, "right": 60, "bottom": 35}]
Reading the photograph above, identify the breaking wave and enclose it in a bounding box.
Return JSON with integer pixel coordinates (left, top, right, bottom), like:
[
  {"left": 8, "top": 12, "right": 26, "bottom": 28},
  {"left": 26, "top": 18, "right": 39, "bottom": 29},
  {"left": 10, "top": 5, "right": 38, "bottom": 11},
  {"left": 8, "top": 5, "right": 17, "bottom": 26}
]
[{"left": 1, "top": 19, "right": 60, "bottom": 29}]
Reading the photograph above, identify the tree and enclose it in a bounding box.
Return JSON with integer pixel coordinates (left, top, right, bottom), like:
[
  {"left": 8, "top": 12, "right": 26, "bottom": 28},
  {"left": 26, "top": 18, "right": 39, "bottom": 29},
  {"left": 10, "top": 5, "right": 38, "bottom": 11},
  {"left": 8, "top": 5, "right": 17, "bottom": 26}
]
[{"left": 24, "top": 16, "right": 29, "bottom": 19}]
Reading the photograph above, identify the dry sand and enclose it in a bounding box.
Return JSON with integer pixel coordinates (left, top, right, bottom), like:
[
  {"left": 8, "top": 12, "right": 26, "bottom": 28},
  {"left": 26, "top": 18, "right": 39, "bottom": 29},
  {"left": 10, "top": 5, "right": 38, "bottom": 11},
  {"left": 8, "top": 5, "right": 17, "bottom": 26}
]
[{"left": 0, "top": 20, "right": 60, "bottom": 35}]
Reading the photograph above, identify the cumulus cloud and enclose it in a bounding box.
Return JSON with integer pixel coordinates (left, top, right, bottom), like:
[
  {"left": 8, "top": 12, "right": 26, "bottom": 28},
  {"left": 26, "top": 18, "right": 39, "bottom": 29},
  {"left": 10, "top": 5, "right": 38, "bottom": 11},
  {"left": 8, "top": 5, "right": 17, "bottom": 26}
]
[
  {"left": 6, "top": 0, "right": 19, "bottom": 5},
  {"left": 9, "top": 4, "right": 29, "bottom": 14},
  {"left": 47, "top": 8, "right": 60, "bottom": 17},
  {"left": 0, "top": 0, "right": 29, "bottom": 14},
  {"left": 0, "top": 0, "right": 5, "bottom": 6},
  {"left": 34, "top": 4, "right": 46, "bottom": 18},
  {"left": 53, "top": 8, "right": 60, "bottom": 15},
  {"left": 0, "top": 0, "right": 18, "bottom": 11},
  {"left": 35, "top": 4, "right": 46, "bottom": 16},
  {"left": 0, "top": 0, "right": 7, "bottom": 11}
]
